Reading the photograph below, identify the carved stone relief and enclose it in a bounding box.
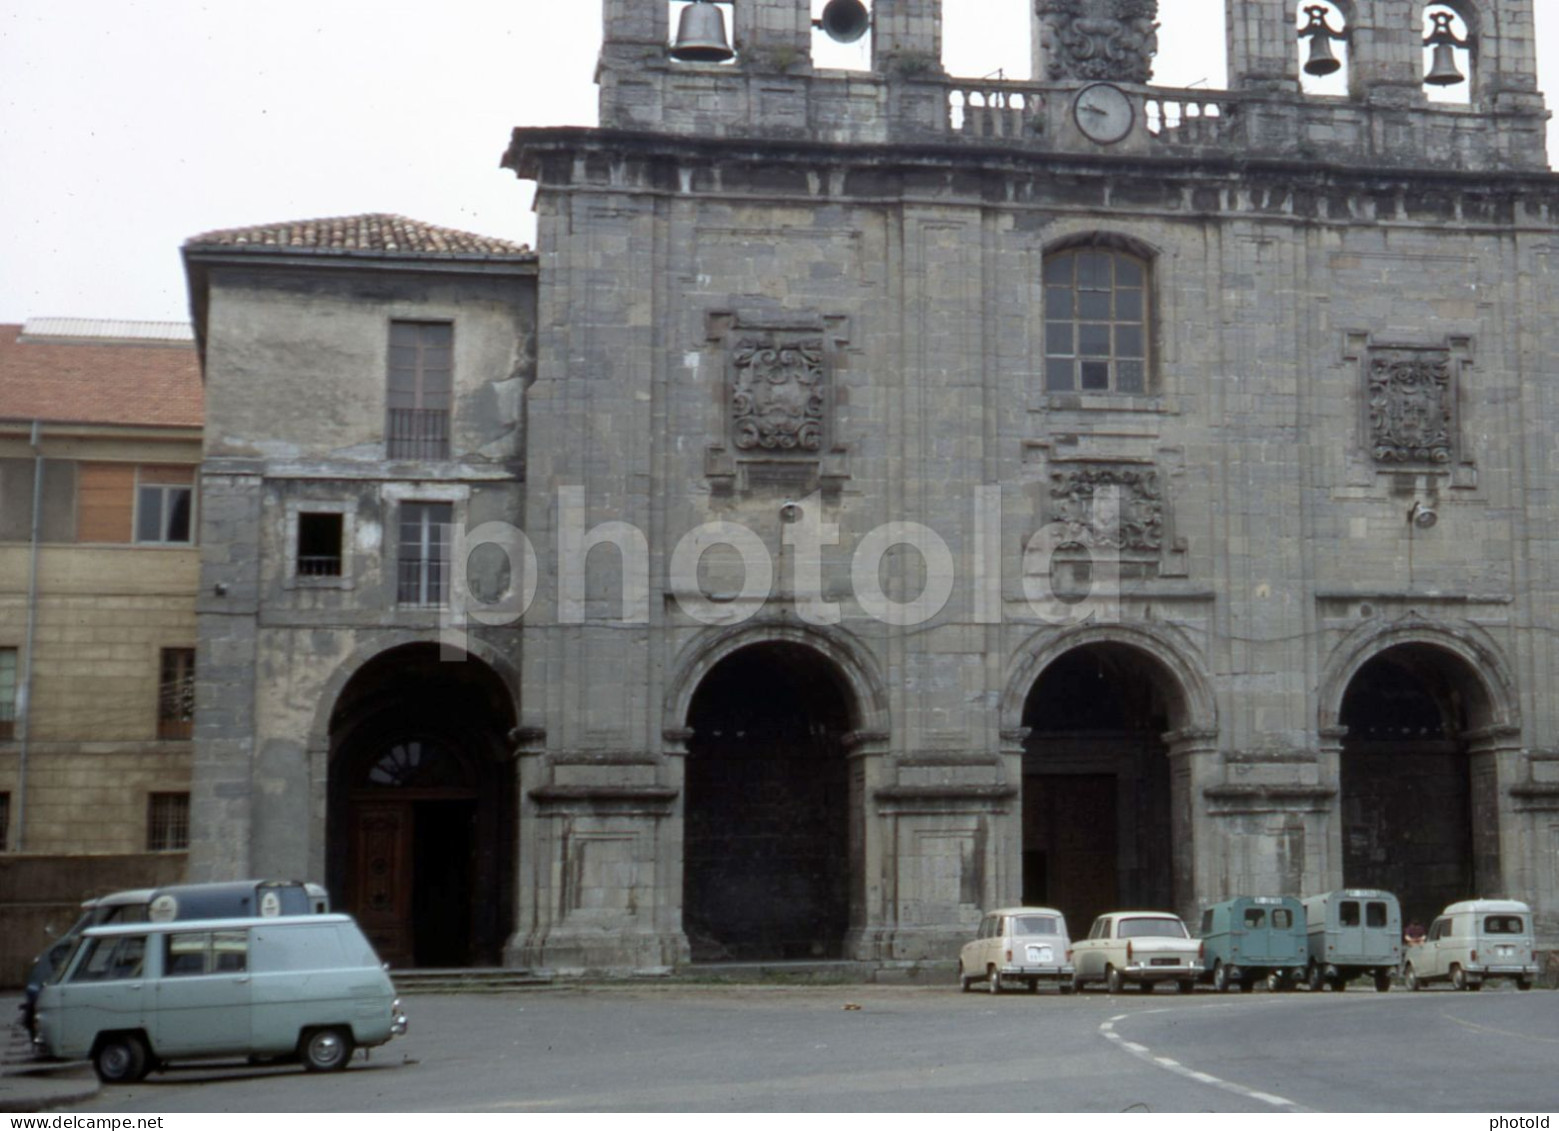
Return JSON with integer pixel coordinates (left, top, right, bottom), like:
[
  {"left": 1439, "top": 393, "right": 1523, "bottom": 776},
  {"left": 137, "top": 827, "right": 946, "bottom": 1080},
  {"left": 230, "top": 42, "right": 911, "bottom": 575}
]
[
  {"left": 1367, "top": 347, "right": 1455, "bottom": 466},
  {"left": 1038, "top": 0, "right": 1159, "bottom": 84},
  {"left": 1046, "top": 462, "right": 1164, "bottom": 553},
  {"left": 731, "top": 337, "right": 826, "bottom": 454}
]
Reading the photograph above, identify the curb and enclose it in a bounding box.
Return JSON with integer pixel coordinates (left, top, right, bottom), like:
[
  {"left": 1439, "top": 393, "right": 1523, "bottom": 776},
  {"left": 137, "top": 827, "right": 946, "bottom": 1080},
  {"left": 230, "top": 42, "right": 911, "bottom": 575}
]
[{"left": 0, "top": 1065, "right": 100, "bottom": 1114}]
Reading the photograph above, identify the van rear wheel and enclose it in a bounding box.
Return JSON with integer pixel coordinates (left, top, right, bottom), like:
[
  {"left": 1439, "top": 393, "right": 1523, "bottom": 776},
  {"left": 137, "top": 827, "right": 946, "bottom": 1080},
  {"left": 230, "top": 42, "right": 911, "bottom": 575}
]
[
  {"left": 1451, "top": 965, "right": 1468, "bottom": 991},
  {"left": 93, "top": 1033, "right": 150, "bottom": 1084},
  {"left": 301, "top": 1026, "right": 354, "bottom": 1072}
]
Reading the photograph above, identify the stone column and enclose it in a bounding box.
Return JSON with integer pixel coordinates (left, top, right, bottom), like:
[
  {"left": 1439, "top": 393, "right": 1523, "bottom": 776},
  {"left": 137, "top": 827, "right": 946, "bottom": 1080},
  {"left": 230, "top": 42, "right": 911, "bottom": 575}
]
[
  {"left": 1164, "top": 727, "right": 1218, "bottom": 922},
  {"left": 1466, "top": 724, "right": 1522, "bottom": 898},
  {"left": 1317, "top": 725, "right": 1348, "bottom": 890},
  {"left": 734, "top": 0, "right": 812, "bottom": 61},
  {"left": 872, "top": 0, "right": 943, "bottom": 72},
  {"left": 1225, "top": 0, "right": 1299, "bottom": 90},
  {"left": 1350, "top": 0, "right": 1426, "bottom": 105}
]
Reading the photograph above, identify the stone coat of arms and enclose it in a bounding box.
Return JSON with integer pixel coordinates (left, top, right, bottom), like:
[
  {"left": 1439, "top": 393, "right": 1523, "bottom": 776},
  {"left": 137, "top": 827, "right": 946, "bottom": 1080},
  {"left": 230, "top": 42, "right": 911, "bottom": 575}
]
[{"left": 730, "top": 337, "right": 826, "bottom": 453}]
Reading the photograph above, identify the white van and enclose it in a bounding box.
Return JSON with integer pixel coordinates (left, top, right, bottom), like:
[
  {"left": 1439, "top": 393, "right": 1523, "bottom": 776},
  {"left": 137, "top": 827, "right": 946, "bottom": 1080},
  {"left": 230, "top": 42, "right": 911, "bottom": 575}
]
[
  {"left": 33, "top": 914, "right": 407, "bottom": 1082},
  {"left": 1401, "top": 898, "right": 1539, "bottom": 991}
]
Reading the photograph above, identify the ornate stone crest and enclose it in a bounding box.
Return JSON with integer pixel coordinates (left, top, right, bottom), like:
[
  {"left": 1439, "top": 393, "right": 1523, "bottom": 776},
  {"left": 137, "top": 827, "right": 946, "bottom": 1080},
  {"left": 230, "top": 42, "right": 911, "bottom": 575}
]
[
  {"left": 730, "top": 336, "right": 826, "bottom": 454},
  {"left": 1367, "top": 349, "right": 1455, "bottom": 465},
  {"left": 1039, "top": 0, "right": 1159, "bottom": 84},
  {"left": 1047, "top": 463, "right": 1163, "bottom": 553}
]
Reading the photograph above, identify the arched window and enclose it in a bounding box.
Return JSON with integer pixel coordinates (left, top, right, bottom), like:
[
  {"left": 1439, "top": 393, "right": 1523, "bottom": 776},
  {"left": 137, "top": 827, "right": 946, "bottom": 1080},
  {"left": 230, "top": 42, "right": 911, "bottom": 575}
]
[{"left": 1043, "top": 247, "right": 1150, "bottom": 394}]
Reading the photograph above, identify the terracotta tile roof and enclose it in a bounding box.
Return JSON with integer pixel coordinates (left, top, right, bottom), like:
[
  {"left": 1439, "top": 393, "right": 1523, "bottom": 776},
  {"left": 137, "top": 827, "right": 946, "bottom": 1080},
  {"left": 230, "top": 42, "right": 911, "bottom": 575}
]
[
  {"left": 0, "top": 322, "right": 203, "bottom": 429},
  {"left": 184, "top": 213, "right": 534, "bottom": 258}
]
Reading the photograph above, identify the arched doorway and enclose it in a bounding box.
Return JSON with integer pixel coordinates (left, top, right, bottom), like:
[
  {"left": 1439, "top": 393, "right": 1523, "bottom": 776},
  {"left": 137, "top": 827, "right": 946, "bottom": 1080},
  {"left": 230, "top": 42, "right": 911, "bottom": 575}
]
[
  {"left": 1021, "top": 643, "right": 1178, "bottom": 933},
  {"left": 683, "top": 641, "right": 856, "bottom": 961},
  {"left": 327, "top": 644, "right": 516, "bottom": 968},
  {"left": 1339, "top": 643, "right": 1483, "bottom": 927}
]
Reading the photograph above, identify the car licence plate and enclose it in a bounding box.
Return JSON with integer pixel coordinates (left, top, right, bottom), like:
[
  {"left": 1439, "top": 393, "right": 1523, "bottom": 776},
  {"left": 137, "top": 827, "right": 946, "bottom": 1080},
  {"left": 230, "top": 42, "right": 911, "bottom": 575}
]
[
  {"left": 1150, "top": 958, "right": 1179, "bottom": 966},
  {"left": 1027, "top": 945, "right": 1052, "bottom": 964}
]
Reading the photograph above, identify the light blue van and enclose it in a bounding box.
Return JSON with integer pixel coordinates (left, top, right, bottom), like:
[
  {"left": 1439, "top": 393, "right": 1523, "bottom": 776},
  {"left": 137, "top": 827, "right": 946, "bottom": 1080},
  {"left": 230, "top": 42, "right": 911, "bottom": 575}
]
[
  {"left": 1198, "top": 896, "right": 1308, "bottom": 992},
  {"left": 1301, "top": 889, "right": 1401, "bottom": 992},
  {"left": 33, "top": 913, "right": 405, "bottom": 1083}
]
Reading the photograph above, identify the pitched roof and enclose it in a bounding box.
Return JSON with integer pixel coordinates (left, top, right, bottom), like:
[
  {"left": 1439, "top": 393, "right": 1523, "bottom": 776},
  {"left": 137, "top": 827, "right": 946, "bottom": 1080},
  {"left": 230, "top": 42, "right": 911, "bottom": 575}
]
[
  {"left": 0, "top": 321, "right": 203, "bottom": 429},
  {"left": 184, "top": 213, "right": 534, "bottom": 258}
]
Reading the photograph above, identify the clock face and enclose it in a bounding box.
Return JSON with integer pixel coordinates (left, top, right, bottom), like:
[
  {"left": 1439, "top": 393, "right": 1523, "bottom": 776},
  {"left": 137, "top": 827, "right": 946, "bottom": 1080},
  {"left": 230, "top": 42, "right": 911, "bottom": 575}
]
[{"left": 1073, "top": 83, "right": 1135, "bottom": 145}]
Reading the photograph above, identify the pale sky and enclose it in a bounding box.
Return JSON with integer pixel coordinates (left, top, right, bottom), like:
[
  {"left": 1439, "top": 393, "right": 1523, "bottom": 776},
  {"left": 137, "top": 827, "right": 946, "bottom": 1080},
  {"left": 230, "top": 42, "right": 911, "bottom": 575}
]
[{"left": 1, "top": 0, "right": 1554, "bottom": 325}]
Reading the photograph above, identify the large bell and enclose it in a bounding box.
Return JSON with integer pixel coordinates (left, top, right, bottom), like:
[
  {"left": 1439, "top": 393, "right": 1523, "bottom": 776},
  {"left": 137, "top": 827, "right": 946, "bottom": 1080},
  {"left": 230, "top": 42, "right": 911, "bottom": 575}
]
[
  {"left": 1424, "top": 41, "right": 1465, "bottom": 85},
  {"left": 815, "top": 0, "right": 870, "bottom": 45},
  {"left": 671, "top": 0, "right": 735, "bottom": 63},
  {"left": 1303, "top": 33, "right": 1341, "bottom": 76}
]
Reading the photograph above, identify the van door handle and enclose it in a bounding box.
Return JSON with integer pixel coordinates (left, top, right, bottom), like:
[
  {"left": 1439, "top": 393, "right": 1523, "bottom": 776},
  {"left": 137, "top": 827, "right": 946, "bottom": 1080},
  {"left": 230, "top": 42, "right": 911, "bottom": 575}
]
[{"left": 233, "top": 976, "right": 250, "bottom": 984}]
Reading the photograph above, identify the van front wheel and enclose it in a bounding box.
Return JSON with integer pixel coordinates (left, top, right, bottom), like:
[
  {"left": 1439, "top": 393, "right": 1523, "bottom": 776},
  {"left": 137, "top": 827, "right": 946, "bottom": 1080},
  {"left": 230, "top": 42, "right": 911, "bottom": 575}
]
[
  {"left": 301, "top": 1026, "right": 354, "bottom": 1072},
  {"left": 93, "top": 1033, "right": 150, "bottom": 1084}
]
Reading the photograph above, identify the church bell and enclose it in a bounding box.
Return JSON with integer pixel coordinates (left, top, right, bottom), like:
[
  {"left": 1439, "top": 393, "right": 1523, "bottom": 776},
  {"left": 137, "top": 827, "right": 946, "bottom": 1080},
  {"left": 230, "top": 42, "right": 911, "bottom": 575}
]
[
  {"left": 814, "top": 0, "right": 870, "bottom": 45},
  {"left": 671, "top": 0, "right": 735, "bottom": 63},
  {"left": 1299, "top": 5, "right": 1343, "bottom": 78},
  {"left": 1423, "top": 12, "right": 1466, "bottom": 87}
]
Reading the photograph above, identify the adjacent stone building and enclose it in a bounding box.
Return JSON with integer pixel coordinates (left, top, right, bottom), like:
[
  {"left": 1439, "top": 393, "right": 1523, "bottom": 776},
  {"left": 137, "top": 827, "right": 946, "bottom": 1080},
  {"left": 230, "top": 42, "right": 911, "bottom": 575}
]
[
  {"left": 0, "top": 318, "right": 202, "bottom": 980},
  {"left": 187, "top": 0, "right": 1559, "bottom": 973}
]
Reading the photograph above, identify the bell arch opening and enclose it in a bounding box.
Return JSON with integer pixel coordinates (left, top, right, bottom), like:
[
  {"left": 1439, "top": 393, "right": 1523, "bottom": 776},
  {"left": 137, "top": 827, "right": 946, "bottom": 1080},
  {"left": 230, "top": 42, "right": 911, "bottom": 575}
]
[
  {"left": 1021, "top": 642, "right": 1181, "bottom": 933},
  {"left": 682, "top": 640, "right": 857, "bottom": 962},
  {"left": 1339, "top": 642, "right": 1489, "bottom": 927},
  {"left": 326, "top": 643, "right": 516, "bottom": 969}
]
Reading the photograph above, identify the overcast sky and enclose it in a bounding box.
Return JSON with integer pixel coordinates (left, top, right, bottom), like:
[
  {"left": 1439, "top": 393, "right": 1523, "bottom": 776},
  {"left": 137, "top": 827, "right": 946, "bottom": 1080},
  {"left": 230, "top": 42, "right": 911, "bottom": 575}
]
[{"left": 1, "top": 1, "right": 1554, "bottom": 325}]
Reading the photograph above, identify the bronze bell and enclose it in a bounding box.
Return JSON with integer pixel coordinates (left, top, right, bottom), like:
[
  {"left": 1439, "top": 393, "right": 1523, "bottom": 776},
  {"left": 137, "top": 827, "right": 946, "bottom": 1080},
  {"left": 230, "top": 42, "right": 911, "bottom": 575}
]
[
  {"left": 1304, "top": 33, "right": 1341, "bottom": 77},
  {"left": 1425, "top": 41, "right": 1465, "bottom": 86},
  {"left": 1423, "top": 12, "right": 1466, "bottom": 86},
  {"left": 671, "top": 0, "right": 735, "bottom": 63},
  {"left": 1299, "top": 5, "right": 1343, "bottom": 77}
]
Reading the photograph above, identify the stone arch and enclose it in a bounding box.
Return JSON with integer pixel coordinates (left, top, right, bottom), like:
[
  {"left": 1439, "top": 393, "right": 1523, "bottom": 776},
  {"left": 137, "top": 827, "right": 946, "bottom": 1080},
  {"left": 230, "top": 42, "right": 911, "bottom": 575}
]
[
  {"left": 1043, "top": 229, "right": 1163, "bottom": 262},
  {"left": 322, "top": 635, "right": 519, "bottom": 969},
  {"left": 664, "top": 619, "right": 888, "bottom": 740},
  {"left": 1317, "top": 615, "right": 1517, "bottom": 735},
  {"left": 1001, "top": 621, "right": 1216, "bottom": 738}
]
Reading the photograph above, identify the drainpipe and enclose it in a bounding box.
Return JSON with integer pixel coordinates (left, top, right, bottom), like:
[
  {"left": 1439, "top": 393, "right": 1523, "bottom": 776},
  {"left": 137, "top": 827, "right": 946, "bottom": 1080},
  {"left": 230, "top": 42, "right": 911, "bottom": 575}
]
[{"left": 15, "top": 420, "right": 44, "bottom": 850}]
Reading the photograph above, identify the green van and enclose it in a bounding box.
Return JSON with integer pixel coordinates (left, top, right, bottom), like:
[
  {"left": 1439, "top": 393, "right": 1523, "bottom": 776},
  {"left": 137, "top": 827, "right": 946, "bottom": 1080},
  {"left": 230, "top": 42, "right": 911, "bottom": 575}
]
[
  {"left": 33, "top": 913, "right": 406, "bottom": 1083},
  {"left": 1198, "top": 896, "right": 1308, "bottom": 992}
]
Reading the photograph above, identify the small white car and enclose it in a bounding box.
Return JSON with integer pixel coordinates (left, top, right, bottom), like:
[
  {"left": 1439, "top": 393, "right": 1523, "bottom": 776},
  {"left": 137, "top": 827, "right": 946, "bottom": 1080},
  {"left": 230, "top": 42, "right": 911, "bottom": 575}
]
[
  {"left": 1402, "top": 899, "right": 1538, "bottom": 991},
  {"left": 34, "top": 913, "right": 406, "bottom": 1082},
  {"left": 1070, "top": 911, "right": 1203, "bottom": 993},
  {"left": 958, "top": 907, "right": 1075, "bottom": 994}
]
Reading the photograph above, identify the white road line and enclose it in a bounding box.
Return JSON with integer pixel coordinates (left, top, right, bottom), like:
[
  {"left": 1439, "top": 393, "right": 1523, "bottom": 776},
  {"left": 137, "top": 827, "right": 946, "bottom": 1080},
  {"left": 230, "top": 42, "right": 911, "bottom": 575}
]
[{"left": 1098, "top": 1011, "right": 1310, "bottom": 1112}]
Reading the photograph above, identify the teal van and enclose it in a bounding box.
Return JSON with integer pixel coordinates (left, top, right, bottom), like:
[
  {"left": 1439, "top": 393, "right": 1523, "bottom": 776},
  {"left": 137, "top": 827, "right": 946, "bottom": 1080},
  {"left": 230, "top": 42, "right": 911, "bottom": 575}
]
[
  {"left": 1197, "top": 896, "right": 1307, "bottom": 992},
  {"left": 1301, "top": 889, "right": 1401, "bottom": 992},
  {"left": 33, "top": 913, "right": 405, "bottom": 1083}
]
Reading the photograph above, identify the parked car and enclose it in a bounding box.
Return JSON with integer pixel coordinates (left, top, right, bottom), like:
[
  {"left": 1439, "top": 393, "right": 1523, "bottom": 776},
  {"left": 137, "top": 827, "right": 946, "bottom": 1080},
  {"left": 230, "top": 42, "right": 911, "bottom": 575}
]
[
  {"left": 958, "top": 907, "right": 1075, "bottom": 994},
  {"left": 33, "top": 913, "right": 406, "bottom": 1083},
  {"left": 21, "top": 880, "right": 329, "bottom": 1037},
  {"left": 1070, "top": 911, "right": 1203, "bottom": 993},
  {"left": 1301, "top": 889, "right": 1400, "bottom": 991},
  {"left": 1402, "top": 899, "right": 1538, "bottom": 991},
  {"left": 1198, "top": 896, "right": 1308, "bottom": 992}
]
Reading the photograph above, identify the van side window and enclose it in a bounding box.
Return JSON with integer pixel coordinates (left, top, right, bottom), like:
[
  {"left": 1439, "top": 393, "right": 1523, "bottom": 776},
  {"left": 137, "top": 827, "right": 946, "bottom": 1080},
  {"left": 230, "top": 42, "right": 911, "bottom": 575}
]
[
  {"left": 1340, "top": 901, "right": 1360, "bottom": 927},
  {"left": 1429, "top": 919, "right": 1448, "bottom": 941},
  {"left": 212, "top": 931, "right": 248, "bottom": 972},
  {"left": 1200, "top": 910, "right": 1213, "bottom": 935},
  {"left": 71, "top": 935, "right": 147, "bottom": 982},
  {"left": 165, "top": 932, "right": 209, "bottom": 977},
  {"left": 1243, "top": 908, "right": 1266, "bottom": 929},
  {"left": 1484, "top": 915, "right": 1524, "bottom": 935},
  {"left": 1272, "top": 909, "right": 1292, "bottom": 930},
  {"left": 1366, "top": 902, "right": 1387, "bottom": 928}
]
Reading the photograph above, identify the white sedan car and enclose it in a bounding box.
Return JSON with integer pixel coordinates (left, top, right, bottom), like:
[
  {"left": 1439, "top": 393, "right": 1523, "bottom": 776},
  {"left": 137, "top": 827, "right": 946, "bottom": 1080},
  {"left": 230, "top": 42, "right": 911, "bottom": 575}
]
[{"left": 1071, "top": 911, "right": 1203, "bottom": 993}]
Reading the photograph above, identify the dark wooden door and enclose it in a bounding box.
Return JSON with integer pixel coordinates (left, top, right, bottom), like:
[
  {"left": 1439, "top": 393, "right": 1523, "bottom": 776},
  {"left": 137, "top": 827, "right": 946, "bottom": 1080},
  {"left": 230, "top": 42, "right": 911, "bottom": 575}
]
[
  {"left": 1024, "top": 774, "right": 1118, "bottom": 933},
  {"left": 353, "top": 801, "right": 414, "bottom": 968}
]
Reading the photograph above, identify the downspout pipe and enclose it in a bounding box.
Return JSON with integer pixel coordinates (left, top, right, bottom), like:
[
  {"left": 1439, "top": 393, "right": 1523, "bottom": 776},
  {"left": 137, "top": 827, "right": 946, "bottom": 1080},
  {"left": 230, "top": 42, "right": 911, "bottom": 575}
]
[{"left": 16, "top": 420, "right": 43, "bottom": 850}]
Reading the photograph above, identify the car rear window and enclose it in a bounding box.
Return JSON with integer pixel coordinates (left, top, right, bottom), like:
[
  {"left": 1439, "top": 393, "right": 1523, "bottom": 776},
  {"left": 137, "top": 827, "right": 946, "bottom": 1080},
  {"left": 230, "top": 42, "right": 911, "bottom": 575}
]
[
  {"left": 1484, "top": 915, "right": 1525, "bottom": 934},
  {"left": 1011, "top": 916, "right": 1059, "bottom": 935},
  {"left": 1118, "top": 917, "right": 1187, "bottom": 940},
  {"left": 1366, "top": 902, "right": 1388, "bottom": 928},
  {"left": 1272, "top": 909, "right": 1293, "bottom": 930}
]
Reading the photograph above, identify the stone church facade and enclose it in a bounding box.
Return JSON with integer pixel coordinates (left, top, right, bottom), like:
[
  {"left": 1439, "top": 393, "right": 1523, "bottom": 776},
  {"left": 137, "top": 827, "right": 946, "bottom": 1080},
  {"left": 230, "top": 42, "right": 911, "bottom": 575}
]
[{"left": 186, "top": 0, "right": 1559, "bottom": 972}]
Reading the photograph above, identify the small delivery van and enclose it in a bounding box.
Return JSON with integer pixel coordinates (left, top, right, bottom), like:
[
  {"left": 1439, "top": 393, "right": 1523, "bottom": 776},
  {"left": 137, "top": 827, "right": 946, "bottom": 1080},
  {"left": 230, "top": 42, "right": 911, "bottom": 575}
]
[
  {"left": 1301, "top": 889, "right": 1401, "bottom": 991},
  {"left": 1198, "top": 896, "right": 1308, "bottom": 992},
  {"left": 1402, "top": 899, "right": 1539, "bottom": 991},
  {"left": 22, "top": 880, "right": 330, "bottom": 1035},
  {"left": 33, "top": 914, "right": 406, "bottom": 1083}
]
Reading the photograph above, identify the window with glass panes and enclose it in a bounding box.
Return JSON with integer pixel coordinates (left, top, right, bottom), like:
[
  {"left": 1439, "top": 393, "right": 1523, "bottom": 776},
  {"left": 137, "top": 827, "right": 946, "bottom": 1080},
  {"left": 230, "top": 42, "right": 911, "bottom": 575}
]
[
  {"left": 397, "top": 502, "right": 453, "bottom": 607},
  {"left": 387, "top": 321, "right": 453, "bottom": 460},
  {"left": 1044, "top": 249, "right": 1149, "bottom": 394}
]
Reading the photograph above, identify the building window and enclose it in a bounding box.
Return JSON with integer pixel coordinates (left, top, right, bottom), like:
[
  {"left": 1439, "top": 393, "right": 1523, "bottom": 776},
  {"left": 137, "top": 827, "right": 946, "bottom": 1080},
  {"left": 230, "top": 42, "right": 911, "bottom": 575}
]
[
  {"left": 397, "top": 502, "right": 453, "bottom": 607},
  {"left": 387, "top": 321, "right": 453, "bottom": 460},
  {"left": 158, "top": 648, "right": 195, "bottom": 740},
  {"left": 0, "top": 647, "right": 16, "bottom": 740},
  {"left": 297, "top": 512, "right": 345, "bottom": 577},
  {"left": 135, "top": 470, "right": 195, "bottom": 545},
  {"left": 1044, "top": 248, "right": 1149, "bottom": 394},
  {"left": 147, "top": 792, "right": 190, "bottom": 851}
]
